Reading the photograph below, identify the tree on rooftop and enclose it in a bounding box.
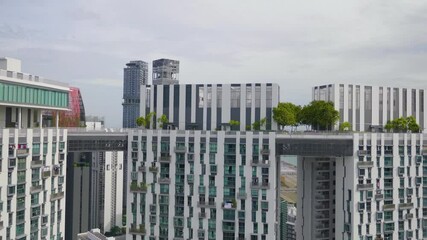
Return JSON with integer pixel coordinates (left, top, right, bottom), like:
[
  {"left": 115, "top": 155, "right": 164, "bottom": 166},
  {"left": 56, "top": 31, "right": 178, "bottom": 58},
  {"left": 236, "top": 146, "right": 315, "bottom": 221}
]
[
  {"left": 157, "top": 114, "right": 169, "bottom": 129},
  {"left": 299, "top": 101, "right": 339, "bottom": 130},
  {"left": 273, "top": 102, "right": 301, "bottom": 131},
  {"left": 339, "top": 122, "right": 352, "bottom": 131},
  {"left": 136, "top": 112, "right": 156, "bottom": 129}
]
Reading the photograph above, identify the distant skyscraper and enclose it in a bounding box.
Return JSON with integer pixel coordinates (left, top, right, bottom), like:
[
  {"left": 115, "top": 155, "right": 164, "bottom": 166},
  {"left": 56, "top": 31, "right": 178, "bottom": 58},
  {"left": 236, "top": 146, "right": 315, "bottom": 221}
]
[
  {"left": 122, "top": 60, "right": 148, "bottom": 128},
  {"left": 152, "top": 58, "right": 179, "bottom": 85}
]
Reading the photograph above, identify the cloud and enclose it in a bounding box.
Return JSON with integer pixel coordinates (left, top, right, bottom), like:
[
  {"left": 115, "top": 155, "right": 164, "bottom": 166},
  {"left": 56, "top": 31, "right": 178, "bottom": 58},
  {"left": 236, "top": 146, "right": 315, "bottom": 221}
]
[
  {"left": 75, "top": 78, "right": 122, "bottom": 87},
  {"left": 1, "top": 0, "right": 427, "bottom": 127}
]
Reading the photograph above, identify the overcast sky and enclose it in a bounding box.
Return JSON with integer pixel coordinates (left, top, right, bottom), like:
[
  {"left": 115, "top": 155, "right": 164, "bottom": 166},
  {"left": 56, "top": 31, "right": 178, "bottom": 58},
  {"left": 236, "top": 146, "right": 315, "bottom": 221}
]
[{"left": 1, "top": 0, "right": 426, "bottom": 127}]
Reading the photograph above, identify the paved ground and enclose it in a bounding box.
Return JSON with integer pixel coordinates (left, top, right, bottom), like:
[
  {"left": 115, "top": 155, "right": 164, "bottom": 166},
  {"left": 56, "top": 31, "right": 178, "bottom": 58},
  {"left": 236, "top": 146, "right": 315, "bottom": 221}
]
[{"left": 281, "top": 161, "right": 297, "bottom": 203}]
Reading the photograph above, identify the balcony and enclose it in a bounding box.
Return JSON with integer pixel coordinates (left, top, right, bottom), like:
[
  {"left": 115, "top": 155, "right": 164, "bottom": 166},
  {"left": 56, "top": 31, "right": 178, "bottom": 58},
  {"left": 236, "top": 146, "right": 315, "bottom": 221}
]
[
  {"left": 158, "top": 178, "right": 171, "bottom": 184},
  {"left": 357, "top": 183, "right": 374, "bottom": 191},
  {"left": 197, "top": 201, "right": 216, "bottom": 208},
  {"left": 31, "top": 160, "right": 43, "bottom": 168},
  {"left": 260, "top": 182, "right": 270, "bottom": 189},
  {"left": 30, "top": 185, "right": 43, "bottom": 193},
  {"left": 149, "top": 166, "right": 158, "bottom": 172},
  {"left": 50, "top": 191, "right": 65, "bottom": 201},
  {"left": 316, "top": 173, "right": 330, "bottom": 181},
  {"left": 129, "top": 224, "right": 146, "bottom": 235},
  {"left": 16, "top": 148, "right": 29, "bottom": 156},
  {"left": 316, "top": 221, "right": 330, "bottom": 231},
  {"left": 159, "top": 155, "right": 171, "bottom": 162},
  {"left": 406, "top": 213, "right": 414, "bottom": 219},
  {"left": 316, "top": 192, "right": 330, "bottom": 201},
  {"left": 358, "top": 150, "right": 368, "bottom": 156},
  {"left": 174, "top": 146, "right": 186, "bottom": 153},
  {"left": 130, "top": 182, "right": 148, "bottom": 193},
  {"left": 251, "top": 159, "right": 270, "bottom": 167},
  {"left": 138, "top": 166, "right": 146, "bottom": 172},
  {"left": 315, "top": 230, "right": 330, "bottom": 239},
  {"left": 199, "top": 212, "right": 207, "bottom": 218},
  {"left": 383, "top": 204, "right": 395, "bottom": 210},
  {"left": 42, "top": 169, "right": 51, "bottom": 178},
  {"left": 375, "top": 194, "right": 384, "bottom": 200},
  {"left": 315, "top": 202, "right": 330, "bottom": 210},
  {"left": 187, "top": 174, "right": 194, "bottom": 184},
  {"left": 237, "top": 190, "right": 247, "bottom": 199},
  {"left": 357, "top": 161, "right": 374, "bottom": 168},
  {"left": 398, "top": 203, "right": 414, "bottom": 210},
  {"left": 261, "top": 149, "right": 270, "bottom": 155},
  {"left": 316, "top": 182, "right": 330, "bottom": 191}
]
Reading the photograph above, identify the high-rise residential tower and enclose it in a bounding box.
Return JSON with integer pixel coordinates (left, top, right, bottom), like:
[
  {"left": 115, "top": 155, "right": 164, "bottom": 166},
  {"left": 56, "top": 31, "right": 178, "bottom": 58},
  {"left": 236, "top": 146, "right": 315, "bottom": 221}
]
[
  {"left": 152, "top": 58, "right": 179, "bottom": 85},
  {"left": 122, "top": 61, "right": 148, "bottom": 128},
  {"left": 312, "top": 84, "right": 427, "bottom": 132},
  {"left": 140, "top": 83, "right": 280, "bottom": 131},
  {"left": 0, "top": 57, "right": 69, "bottom": 239}
]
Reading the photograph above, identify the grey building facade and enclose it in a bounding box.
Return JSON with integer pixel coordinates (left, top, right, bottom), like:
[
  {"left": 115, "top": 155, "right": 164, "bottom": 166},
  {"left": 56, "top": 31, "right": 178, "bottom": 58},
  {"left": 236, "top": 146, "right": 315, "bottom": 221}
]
[
  {"left": 152, "top": 58, "right": 179, "bottom": 85},
  {"left": 140, "top": 83, "right": 280, "bottom": 131},
  {"left": 123, "top": 61, "right": 148, "bottom": 128}
]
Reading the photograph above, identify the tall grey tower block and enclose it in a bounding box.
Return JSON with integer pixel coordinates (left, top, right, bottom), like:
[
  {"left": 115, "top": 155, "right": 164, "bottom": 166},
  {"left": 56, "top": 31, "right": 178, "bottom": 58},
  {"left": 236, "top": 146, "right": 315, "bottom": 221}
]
[{"left": 122, "top": 60, "right": 148, "bottom": 128}]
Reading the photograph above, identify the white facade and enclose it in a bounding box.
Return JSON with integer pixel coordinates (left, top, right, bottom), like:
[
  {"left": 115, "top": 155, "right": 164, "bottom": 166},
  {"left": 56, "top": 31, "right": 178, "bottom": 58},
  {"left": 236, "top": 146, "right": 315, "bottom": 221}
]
[
  {"left": 0, "top": 128, "right": 68, "bottom": 239},
  {"left": 86, "top": 116, "right": 105, "bottom": 130},
  {"left": 297, "top": 133, "right": 427, "bottom": 240},
  {"left": 126, "top": 130, "right": 280, "bottom": 240},
  {"left": 313, "top": 84, "right": 427, "bottom": 132},
  {"left": 0, "top": 57, "right": 69, "bottom": 239},
  {"left": 91, "top": 151, "right": 124, "bottom": 233},
  {"left": 0, "top": 57, "right": 22, "bottom": 72},
  {"left": 140, "top": 83, "right": 280, "bottom": 131}
]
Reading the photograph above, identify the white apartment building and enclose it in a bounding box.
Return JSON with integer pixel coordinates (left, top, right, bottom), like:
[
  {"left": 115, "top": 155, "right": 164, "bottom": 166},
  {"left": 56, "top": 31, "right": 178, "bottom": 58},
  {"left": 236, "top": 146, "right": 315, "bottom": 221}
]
[
  {"left": 126, "top": 130, "right": 280, "bottom": 240},
  {"left": 0, "top": 57, "right": 69, "bottom": 239},
  {"left": 297, "top": 132, "right": 427, "bottom": 240},
  {"left": 140, "top": 83, "right": 280, "bottom": 131},
  {"left": 313, "top": 84, "right": 427, "bottom": 132},
  {"left": 91, "top": 151, "right": 124, "bottom": 233},
  {"left": 85, "top": 116, "right": 105, "bottom": 130}
]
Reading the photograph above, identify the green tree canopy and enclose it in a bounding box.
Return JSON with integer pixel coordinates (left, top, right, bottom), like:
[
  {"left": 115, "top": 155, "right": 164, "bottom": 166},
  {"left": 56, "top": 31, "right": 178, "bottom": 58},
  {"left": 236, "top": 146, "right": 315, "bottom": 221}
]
[
  {"left": 136, "top": 112, "right": 156, "bottom": 129},
  {"left": 252, "top": 118, "right": 266, "bottom": 131},
  {"left": 157, "top": 114, "right": 169, "bottom": 129},
  {"left": 299, "top": 101, "right": 339, "bottom": 130},
  {"left": 339, "top": 122, "right": 352, "bottom": 131},
  {"left": 273, "top": 102, "right": 301, "bottom": 130},
  {"left": 385, "top": 116, "right": 420, "bottom": 133}
]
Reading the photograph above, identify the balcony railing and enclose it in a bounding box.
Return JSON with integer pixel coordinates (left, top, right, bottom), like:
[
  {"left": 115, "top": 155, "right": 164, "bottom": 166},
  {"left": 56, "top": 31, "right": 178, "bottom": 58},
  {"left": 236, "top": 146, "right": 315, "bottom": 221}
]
[
  {"left": 158, "top": 178, "right": 171, "bottom": 184},
  {"left": 383, "top": 204, "right": 395, "bottom": 210},
  {"left": 357, "top": 183, "right": 374, "bottom": 191},
  {"left": 174, "top": 146, "right": 186, "bottom": 153},
  {"left": 129, "top": 224, "right": 146, "bottom": 235},
  {"left": 159, "top": 155, "right": 171, "bottom": 162},
  {"left": 16, "top": 148, "right": 29, "bottom": 156},
  {"left": 261, "top": 149, "right": 270, "bottom": 155},
  {"left": 130, "top": 183, "right": 148, "bottom": 193},
  {"left": 50, "top": 191, "right": 65, "bottom": 201},
  {"left": 251, "top": 159, "right": 270, "bottom": 167},
  {"left": 398, "top": 203, "right": 414, "bottom": 210},
  {"left": 358, "top": 150, "right": 368, "bottom": 156},
  {"left": 237, "top": 190, "right": 247, "bottom": 199},
  {"left": 42, "top": 170, "right": 51, "bottom": 178},
  {"left": 30, "top": 185, "right": 43, "bottom": 193},
  {"left": 197, "top": 201, "right": 216, "bottom": 208},
  {"left": 375, "top": 194, "right": 384, "bottom": 200},
  {"left": 138, "top": 166, "right": 146, "bottom": 172},
  {"left": 149, "top": 166, "right": 158, "bottom": 172},
  {"left": 357, "top": 161, "right": 374, "bottom": 168},
  {"left": 31, "top": 160, "right": 43, "bottom": 168}
]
